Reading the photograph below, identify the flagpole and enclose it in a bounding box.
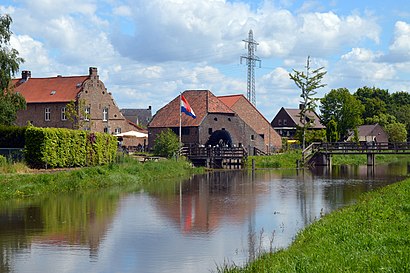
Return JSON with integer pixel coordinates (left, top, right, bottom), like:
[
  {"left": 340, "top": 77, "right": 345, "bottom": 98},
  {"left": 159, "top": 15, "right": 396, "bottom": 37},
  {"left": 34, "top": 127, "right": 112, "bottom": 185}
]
[{"left": 179, "top": 92, "right": 182, "bottom": 155}]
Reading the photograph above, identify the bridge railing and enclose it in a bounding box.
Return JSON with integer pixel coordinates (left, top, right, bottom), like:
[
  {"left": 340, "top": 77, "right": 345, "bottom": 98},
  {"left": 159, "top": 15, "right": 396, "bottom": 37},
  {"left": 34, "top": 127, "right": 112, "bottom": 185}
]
[
  {"left": 314, "top": 142, "right": 410, "bottom": 153},
  {"left": 180, "top": 146, "right": 247, "bottom": 158}
]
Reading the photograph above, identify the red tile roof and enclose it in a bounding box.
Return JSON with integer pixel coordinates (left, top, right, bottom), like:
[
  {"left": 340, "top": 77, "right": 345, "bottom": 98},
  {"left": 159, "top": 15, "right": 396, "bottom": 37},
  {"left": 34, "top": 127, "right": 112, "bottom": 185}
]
[
  {"left": 149, "top": 90, "right": 235, "bottom": 128},
  {"left": 217, "top": 94, "right": 242, "bottom": 108},
  {"left": 12, "top": 76, "right": 89, "bottom": 103}
]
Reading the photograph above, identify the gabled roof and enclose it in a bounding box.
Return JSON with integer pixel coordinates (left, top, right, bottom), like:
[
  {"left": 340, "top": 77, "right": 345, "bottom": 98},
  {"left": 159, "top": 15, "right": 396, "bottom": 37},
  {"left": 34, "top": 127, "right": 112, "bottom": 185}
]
[
  {"left": 356, "top": 124, "right": 381, "bottom": 136},
  {"left": 149, "top": 90, "right": 235, "bottom": 128},
  {"left": 12, "top": 75, "right": 89, "bottom": 103},
  {"left": 283, "top": 108, "right": 325, "bottom": 129}
]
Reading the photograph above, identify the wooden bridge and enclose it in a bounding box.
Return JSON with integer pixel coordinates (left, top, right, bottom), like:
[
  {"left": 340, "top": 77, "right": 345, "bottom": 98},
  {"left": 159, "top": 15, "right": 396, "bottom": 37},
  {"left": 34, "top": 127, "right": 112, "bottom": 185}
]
[
  {"left": 303, "top": 142, "right": 410, "bottom": 167},
  {"left": 180, "top": 146, "right": 247, "bottom": 169}
]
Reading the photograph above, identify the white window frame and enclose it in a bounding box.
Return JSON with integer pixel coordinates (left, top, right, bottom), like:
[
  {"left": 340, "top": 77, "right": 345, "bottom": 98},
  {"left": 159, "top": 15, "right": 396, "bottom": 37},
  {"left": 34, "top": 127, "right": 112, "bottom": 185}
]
[
  {"left": 103, "top": 108, "right": 108, "bottom": 121},
  {"left": 45, "top": 107, "right": 51, "bottom": 121},
  {"left": 84, "top": 107, "right": 91, "bottom": 121},
  {"left": 61, "top": 107, "right": 67, "bottom": 121},
  {"left": 114, "top": 128, "right": 121, "bottom": 135}
]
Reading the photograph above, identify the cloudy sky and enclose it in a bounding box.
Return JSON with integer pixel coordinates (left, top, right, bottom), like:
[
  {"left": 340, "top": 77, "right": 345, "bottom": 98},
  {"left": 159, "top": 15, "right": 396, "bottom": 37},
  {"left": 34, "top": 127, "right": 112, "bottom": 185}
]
[{"left": 1, "top": 0, "right": 410, "bottom": 120}]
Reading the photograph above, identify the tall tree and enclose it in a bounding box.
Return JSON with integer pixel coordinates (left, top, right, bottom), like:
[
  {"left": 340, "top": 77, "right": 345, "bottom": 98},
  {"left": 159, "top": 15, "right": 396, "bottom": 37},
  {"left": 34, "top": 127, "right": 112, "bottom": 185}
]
[
  {"left": 320, "top": 88, "right": 364, "bottom": 140},
  {"left": 289, "top": 56, "right": 326, "bottom": 150},
  {"left": 354, "top": 86, "right": 389, "bottom": 121},
  {"left": 0, "top": 14, "right": 26, "bottom": 125}
]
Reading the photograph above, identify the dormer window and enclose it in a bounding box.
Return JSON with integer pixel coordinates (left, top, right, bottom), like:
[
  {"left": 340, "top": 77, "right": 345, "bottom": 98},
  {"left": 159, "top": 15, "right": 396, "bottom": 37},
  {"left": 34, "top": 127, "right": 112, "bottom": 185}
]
[{"left": 50, "top": 90, "right": 56, "bottom": 95}]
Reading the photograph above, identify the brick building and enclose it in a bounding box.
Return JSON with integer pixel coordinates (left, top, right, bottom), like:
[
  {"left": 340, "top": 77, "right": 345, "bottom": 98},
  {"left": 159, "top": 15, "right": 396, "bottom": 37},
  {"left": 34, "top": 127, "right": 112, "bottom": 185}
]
[
  {"left": 218, "top": 94, "right": 282, "bottom": 152},
  {"left": 271, "top": 106, "right": 325, "bottom": 139},
  {"left": 148, "top": 90, "right": 265, "bottom": 153},
  {"left": 13, "top": 67, "right": 143, "bottom": 136}
]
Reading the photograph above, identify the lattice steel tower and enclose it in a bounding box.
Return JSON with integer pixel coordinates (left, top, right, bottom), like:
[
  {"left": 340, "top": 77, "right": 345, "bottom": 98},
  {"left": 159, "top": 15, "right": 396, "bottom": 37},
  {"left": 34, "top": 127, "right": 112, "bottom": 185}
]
[{"left": 240, "top": 29, "right": 261, "bottom": 105}]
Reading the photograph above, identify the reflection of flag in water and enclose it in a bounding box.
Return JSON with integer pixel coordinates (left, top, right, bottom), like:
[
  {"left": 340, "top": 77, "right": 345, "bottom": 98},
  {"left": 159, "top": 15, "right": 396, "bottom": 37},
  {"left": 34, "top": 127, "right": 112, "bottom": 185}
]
[{"left": 181, "top": 95, "right": 196, "bottom": 119}]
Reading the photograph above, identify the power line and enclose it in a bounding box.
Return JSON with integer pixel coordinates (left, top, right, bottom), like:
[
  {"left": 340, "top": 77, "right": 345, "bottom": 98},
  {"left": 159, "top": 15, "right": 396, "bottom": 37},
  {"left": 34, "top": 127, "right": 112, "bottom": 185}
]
[{"left": 240, "top": 29, "right": 261, "bottom": 105}]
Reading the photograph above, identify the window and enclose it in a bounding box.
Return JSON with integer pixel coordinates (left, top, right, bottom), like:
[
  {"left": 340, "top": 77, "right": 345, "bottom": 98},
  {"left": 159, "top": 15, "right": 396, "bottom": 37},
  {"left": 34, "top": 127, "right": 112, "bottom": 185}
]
[
  {"left": 251, "top": 135, "right": 255, "bottom": 140},
  {"left": 61, "top": 107, "right": 67, "bottom": 121},
  {"left": 103, "top": 108, "right": 108, "bottom": 121},
  {"left": 104, "top": 127, "right": 109, "bottom": 133},
  {"left": 283, "top": 119, "right": 287, "bottom": 125},
  {"left": 84, "top": 107, "right": 90, "bottom": 121},
  {"left": 278, "top": 119, "right": 282, "bottom": 126},
  {"left": 114, "top": 128, "right": 121, "bottom": 135},
  {"left": 208, "top": 128, "right": 213, "bottom": 135},
  {"left": 45, "top": 107, "right": 51, "bottom": 121}
]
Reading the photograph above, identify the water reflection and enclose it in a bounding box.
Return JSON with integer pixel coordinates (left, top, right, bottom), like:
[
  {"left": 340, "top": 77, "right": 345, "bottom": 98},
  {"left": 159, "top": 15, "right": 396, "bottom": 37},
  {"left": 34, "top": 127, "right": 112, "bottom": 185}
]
[{"left": 0, "top": 163, "right": 408, "bottom": 273}]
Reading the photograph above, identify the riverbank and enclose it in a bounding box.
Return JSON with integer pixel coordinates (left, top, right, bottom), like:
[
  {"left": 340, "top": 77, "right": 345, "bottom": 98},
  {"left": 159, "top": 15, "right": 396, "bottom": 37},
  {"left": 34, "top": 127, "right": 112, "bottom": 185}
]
[
  {"left": 220, "top": 177, "right": 410, "bottom": 272},
  {"left": 247, "top": 151, "right": 410, "bottom": 168},
  {"left": 0, "top": 157, "right": 203, "bottom": 200}
]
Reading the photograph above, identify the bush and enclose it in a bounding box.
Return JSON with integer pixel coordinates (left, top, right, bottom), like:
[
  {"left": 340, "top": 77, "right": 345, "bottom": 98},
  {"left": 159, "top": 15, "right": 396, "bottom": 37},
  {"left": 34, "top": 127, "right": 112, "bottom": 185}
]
[{"left": 153, "top": 128, "right": 179, "bottom": 158}]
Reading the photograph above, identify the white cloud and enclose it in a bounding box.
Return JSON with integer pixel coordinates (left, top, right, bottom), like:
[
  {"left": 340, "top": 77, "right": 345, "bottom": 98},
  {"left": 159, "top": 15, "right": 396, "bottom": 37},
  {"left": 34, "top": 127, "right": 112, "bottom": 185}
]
[{"left": 386, "top": 21, "right": 410, "bottom": 62}]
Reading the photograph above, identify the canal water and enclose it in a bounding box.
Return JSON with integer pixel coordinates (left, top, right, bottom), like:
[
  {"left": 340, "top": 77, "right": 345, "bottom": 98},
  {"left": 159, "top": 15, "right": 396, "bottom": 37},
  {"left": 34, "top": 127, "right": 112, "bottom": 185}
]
[{"left": 1, "top": 163, "right": 409, "bottom": 273}]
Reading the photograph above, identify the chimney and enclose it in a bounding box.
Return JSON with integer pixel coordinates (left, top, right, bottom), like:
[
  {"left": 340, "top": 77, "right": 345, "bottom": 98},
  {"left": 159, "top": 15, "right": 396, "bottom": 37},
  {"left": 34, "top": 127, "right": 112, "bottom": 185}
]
[
  {"left": 89, "top": 67, "right": 98, "bottom": 80},
  {"left": 148, "top": 106, "right": 152, "bottom": 111},
  {"left": 22, "top": 70, "right": 31, "bottom": 81}
]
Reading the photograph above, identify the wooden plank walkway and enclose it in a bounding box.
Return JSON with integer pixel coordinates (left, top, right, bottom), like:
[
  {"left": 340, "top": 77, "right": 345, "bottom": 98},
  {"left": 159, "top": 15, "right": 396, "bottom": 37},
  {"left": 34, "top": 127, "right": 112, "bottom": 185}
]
[{"left": 181, "top": 146, "right": 247, "bottom": 169}]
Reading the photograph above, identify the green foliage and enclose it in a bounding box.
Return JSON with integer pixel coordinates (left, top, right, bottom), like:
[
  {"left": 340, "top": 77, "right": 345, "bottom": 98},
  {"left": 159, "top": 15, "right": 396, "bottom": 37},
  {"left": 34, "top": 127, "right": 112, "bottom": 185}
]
[
  {"left": 385, "top": 122, "right": 407, "bottom": 142},
  {"left": 0, "top": 125, "right": 26, "bottom": 147},
  {"left": 365, "top": 113, "right": 396, "bottom": 127},
  {"left": 24, "top": 127, "right": 117, "bottom": 168},
  {"left": 320, "top": 88, "right": 364, "bottom": 140},
  {"left": 326, "top": 118, "right": 339, "bottom": 142},
  {"left": 153, "top": 128, "right": 180, "bottom": 158},
  {"left": 354, "top": 86, "right": 389, "bottom": 120},
  {"left": 0, "top": 155, "right": 6, "bottom": 166},
  {"left": 289, "top": 56, "right": 326, "bottom": 149},
  {"left": 0, "top": 14, "right": 26, "bottom": 126},
  {"left": 65, "top": 99, "right": 91, "bottom": 129},
  {"left": 221, "top": 178, "right": 410, "bottom": 273}
]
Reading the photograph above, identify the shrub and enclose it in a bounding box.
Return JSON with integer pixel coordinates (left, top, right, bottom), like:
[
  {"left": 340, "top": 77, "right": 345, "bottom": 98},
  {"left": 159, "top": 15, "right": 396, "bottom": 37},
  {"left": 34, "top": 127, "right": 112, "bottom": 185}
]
[{"left": 153, "top": 128, "right": 179, "bottom": 158}]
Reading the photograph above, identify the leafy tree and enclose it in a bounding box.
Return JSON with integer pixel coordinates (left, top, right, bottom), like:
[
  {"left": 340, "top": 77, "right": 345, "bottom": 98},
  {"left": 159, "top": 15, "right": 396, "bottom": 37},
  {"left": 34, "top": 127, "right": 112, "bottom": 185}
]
[
  {"left": 0, "top": 14, "right": 26, "bottom": 125},
  {"left": 153, "top": 128, "right": 179, "bottom": 158},
  {"left": 326, "top": 118, "right": 339, "bottom": 142},
  {"left": 390, "top": 91, "right": 410, "bottom": 107},
  {"left": 354, "top": 86, "right": 390, "bottom": 121},
  {"left": 385, "top": 122, "right": 407, "bottom": 142},
  {"left": 289, "top": 56, "right": 326, "bottom": 150},
  {"left": 320, "top": 88, "right": 364, "bottom": 140},
  {"left": 365, "top": 113, "right": 397, "bottom": 128}
]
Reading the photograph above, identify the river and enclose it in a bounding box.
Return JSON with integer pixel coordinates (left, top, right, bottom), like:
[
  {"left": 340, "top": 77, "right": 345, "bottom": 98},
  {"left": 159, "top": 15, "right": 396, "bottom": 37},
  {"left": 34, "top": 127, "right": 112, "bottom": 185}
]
[{"left": 0, "top": 163, "right": 409, "bottom": 273}]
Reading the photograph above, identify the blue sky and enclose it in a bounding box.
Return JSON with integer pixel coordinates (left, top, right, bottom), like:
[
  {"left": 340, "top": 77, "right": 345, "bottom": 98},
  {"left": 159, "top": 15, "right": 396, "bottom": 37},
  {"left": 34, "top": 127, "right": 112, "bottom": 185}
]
[{"left": 1, "top": 0, "right": 410, "bottom": 120}]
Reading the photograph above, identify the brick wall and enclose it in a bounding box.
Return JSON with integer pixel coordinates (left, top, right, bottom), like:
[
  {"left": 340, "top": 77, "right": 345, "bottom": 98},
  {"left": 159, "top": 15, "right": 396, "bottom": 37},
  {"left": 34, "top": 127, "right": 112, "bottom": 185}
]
[{"left": 230, "top": 97, "right": 282, "bottom": 151}]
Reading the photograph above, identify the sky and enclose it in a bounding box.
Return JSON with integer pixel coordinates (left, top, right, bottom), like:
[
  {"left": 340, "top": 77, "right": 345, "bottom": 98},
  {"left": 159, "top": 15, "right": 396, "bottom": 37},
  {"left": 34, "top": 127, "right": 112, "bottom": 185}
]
[{"left": 1, "top": 0, "right": 410, "bottom": 120}]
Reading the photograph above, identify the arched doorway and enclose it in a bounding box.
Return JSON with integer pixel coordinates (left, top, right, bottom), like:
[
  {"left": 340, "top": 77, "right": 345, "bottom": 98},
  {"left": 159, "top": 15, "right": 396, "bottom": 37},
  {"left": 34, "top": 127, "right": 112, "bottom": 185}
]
[{"left": 206, "top": 130, "right": 233, "bottom": 147}]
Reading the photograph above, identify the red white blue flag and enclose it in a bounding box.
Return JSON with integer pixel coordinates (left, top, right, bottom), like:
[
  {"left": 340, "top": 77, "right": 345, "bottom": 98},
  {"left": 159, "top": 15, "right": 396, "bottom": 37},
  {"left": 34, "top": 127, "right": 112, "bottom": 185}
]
[{"left": 181, "top": 95, "right": 196, "bottom": 119}]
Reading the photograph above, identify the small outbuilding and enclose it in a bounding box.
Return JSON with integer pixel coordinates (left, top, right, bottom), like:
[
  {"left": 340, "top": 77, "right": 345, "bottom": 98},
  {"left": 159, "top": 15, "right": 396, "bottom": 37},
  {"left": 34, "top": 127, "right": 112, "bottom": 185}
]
[{"left": 347, "top": 124, "right": 388, "bottom": 143}]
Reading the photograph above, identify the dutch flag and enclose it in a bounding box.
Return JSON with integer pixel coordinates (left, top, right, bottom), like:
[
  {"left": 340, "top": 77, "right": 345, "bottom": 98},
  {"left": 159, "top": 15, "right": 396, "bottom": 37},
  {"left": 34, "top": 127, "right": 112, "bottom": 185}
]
[{"left": 181, "top": 95, "right": 196, "bottom": 119}]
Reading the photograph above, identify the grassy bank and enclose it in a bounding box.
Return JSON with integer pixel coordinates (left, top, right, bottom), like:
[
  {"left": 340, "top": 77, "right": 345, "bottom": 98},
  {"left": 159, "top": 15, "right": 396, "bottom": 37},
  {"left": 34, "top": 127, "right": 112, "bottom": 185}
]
[
  {"left": 246, "top": 150, "right": 301, "bottom": 169},
  {"left": 0, "top": 157, "right": 203, "bottom": 200},
  {"left": 247, "top": 151, "right": 410, "bottom": 169},
  {"left": 220, "top": 178, "right": 410, "bottom": 273}
]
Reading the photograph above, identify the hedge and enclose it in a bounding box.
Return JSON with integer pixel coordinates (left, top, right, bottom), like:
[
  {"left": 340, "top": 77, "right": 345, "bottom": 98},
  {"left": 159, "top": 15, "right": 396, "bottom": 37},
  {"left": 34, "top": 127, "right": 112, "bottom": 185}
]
[
  {"left": 24, "top": 127, "right": 117, "bottom": 168},
  {"left": 0, "top": 125, "right": 26, "bottom": 148}
]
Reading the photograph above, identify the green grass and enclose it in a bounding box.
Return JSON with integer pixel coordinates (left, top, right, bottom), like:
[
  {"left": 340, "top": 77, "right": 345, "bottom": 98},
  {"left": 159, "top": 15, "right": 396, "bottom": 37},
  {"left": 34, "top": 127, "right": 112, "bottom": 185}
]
[
  {"left": 0, "top": 157, "right": 203, "bottom": 200},
  {"left": 220, "top": 178, "right": 410, "bottom": 273},
  {"left": 332, "top": 154, "right": 410, "bottom": 165},
  {"left": 246, "top": 150, "right": 301, "bottom": 169}
]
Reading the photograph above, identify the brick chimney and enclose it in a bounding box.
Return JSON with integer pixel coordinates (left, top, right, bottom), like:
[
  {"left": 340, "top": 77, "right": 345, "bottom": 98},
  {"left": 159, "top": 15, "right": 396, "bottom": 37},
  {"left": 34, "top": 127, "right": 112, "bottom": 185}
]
[
  {"left": 22, "top": 70, "right": 31, "bottom": 81},
  {"left": 89, "top": 67, "right": 98, "bottom": 80}
]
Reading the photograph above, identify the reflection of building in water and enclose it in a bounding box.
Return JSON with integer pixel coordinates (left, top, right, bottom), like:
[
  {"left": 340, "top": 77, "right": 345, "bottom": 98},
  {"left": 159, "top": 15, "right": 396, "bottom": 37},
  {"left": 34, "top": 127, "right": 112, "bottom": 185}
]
[
  {"left": 153, "top": 171, "right": 273, "bottom": 234},
  {"left": 0, "top": 193, "right": 120, "bottom": 269}
]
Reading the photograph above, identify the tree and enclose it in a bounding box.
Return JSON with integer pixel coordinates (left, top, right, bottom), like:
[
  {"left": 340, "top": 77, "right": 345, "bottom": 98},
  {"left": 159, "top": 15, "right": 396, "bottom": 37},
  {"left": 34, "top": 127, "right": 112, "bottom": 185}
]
[
  {"left": 385, "top": 122, "right": 407, "bottom": 142},
  {"left": 0, "top": 14, "right": 25, "bottom": 125},
  {"left": 326, "top": 118, "right": 339, "bottom": 142},
  {"left": 320, "top": 88, "right": 364, "bottom": 140},
  {"left": 289, "top": 56, "right": 326, "bottom": 150},
  {"left": 354, "top": 86, "right": 390, "bottom": 121},
  {"left": 153, "top": 129, "right": 179, "bottom": 158},
  {"left": 65, "top": 99, "right": 91, "bottom": 129}
]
